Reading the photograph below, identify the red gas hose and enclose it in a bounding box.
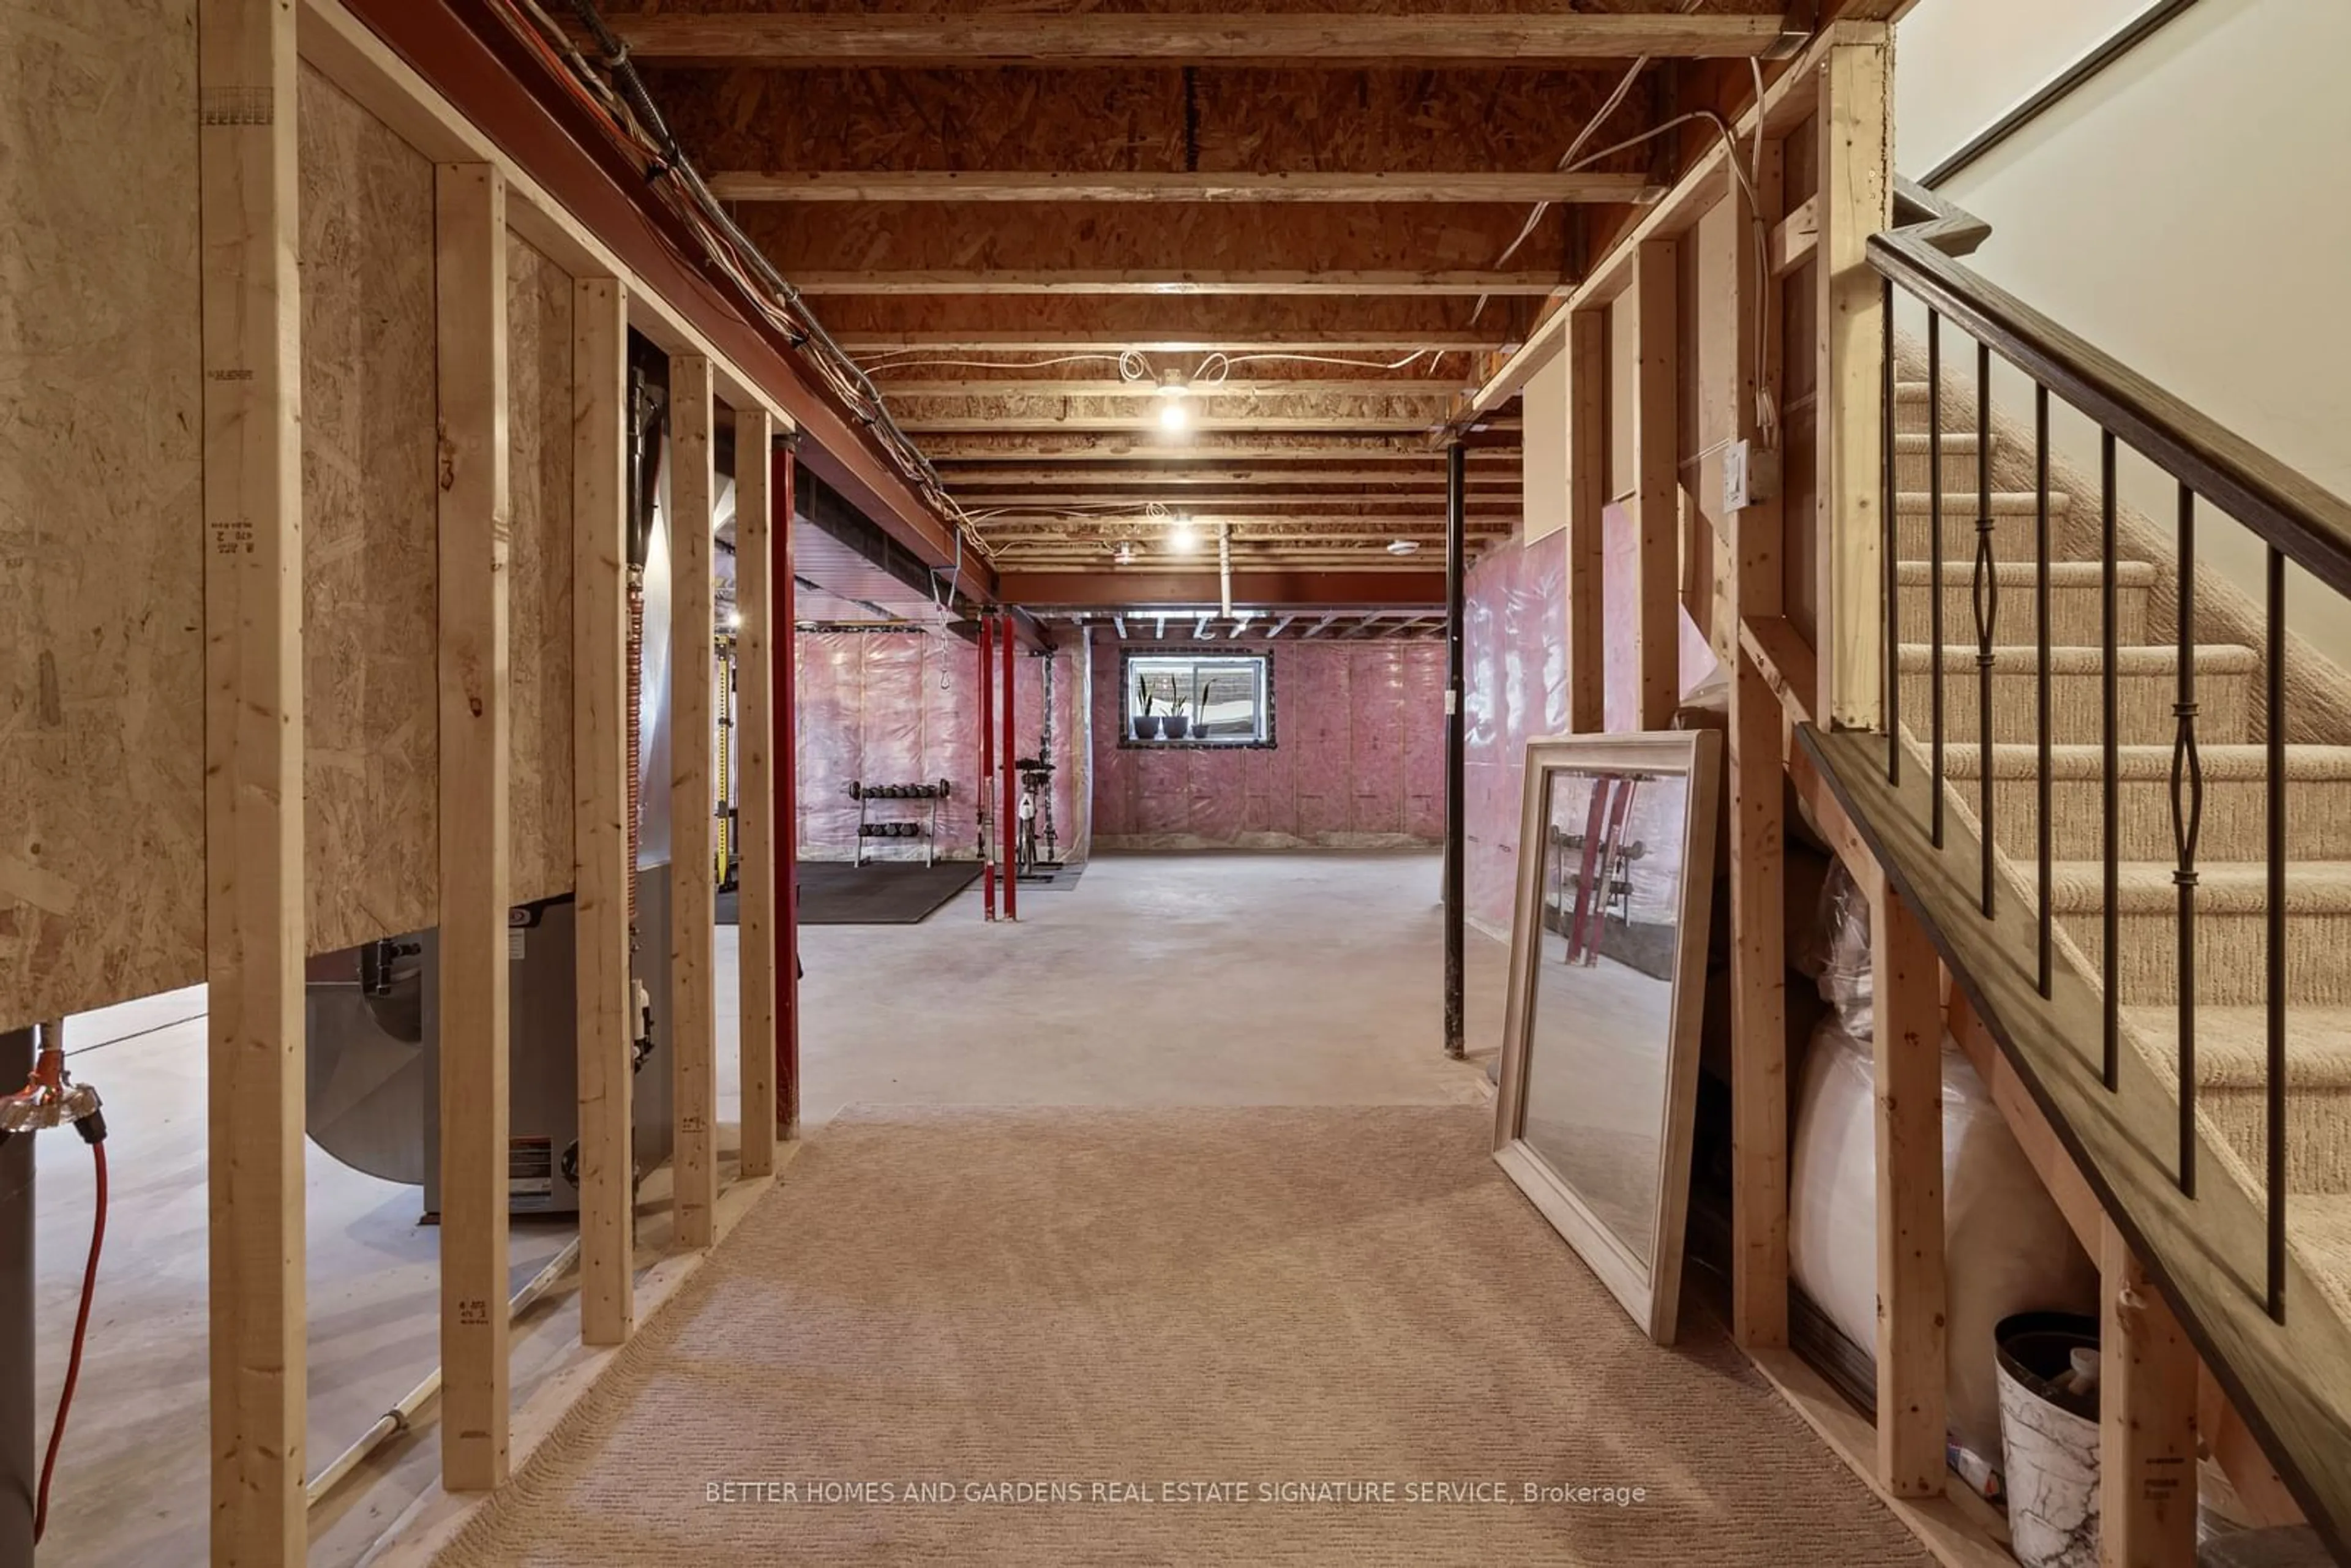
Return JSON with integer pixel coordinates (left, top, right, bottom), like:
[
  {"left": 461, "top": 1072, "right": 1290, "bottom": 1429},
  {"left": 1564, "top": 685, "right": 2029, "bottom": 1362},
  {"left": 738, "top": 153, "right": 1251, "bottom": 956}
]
[{"left": 34, "top": 1138, "right": 105, "bottom": 1544}]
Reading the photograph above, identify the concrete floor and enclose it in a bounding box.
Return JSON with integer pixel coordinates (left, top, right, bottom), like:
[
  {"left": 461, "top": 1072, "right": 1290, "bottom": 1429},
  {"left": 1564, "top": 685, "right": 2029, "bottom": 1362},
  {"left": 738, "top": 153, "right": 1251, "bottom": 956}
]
[{"left": 29, "top": 850, "right": 1499, "bottom": 1566}]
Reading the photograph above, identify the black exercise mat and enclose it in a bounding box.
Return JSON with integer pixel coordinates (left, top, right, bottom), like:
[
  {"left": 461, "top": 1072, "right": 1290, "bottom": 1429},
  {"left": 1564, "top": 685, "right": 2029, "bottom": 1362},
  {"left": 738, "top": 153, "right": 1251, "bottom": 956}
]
[
  {"left": 796, "top": 860, "right": 982, "bottom": 925},
  {"left": 1013, "top": 861, "right": 1086, "bottom": 892}
]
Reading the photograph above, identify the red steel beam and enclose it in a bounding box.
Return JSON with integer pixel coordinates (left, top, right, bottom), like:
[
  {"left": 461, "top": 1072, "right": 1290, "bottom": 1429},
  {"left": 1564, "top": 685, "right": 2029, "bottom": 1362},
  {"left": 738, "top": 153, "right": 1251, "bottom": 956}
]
[
  {"left": 1000, "top": 612, "right": 1018, "bottom": 923},
  {"left": 340, "top": 0, "right": 991, "bottom": 596},
  {"left": 997, "top": 569, "right": 1448, "bottom": 607},
  {"left": 978, "top": 614, "right": 997, "bottom": 921}
]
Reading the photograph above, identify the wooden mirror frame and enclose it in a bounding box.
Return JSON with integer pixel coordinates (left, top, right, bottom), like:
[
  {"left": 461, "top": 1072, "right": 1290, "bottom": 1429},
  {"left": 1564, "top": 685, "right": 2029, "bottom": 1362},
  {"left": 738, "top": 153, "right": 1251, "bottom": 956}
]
[{"left": 1491, "top": 729, "right": 1722, "bottom": 1346}]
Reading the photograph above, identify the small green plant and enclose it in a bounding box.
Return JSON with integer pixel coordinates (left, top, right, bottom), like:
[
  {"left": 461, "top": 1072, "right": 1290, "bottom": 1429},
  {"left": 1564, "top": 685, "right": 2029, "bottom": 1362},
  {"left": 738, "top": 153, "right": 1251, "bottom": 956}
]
[{"left": 1134, "top": 673, "right": 1154, "bottom": 716}]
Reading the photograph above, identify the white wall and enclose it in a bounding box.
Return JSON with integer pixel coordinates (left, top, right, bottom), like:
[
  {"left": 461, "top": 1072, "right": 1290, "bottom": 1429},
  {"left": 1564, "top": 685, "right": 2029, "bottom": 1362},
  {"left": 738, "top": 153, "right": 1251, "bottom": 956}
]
[{"left": 1894, "top": 0, "right": 2351, "bottom": 652}]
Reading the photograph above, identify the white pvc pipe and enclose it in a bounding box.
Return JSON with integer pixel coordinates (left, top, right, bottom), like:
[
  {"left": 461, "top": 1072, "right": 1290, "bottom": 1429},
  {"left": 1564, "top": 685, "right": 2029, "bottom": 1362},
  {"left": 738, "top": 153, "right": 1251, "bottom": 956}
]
[{"left": 304, "top": 1236, "right": 583, "bottom": 1507}]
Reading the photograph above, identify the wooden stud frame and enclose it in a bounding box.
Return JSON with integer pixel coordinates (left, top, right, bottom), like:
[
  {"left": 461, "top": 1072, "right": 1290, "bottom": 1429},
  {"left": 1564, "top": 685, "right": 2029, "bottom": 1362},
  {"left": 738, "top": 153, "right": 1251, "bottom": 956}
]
[
  {"left": 1869, "top": 877, "right": 1949, "bottom": 1498},
  {"left": 1728, "top": 133, "right": 1791, "bottom": 1352},
  {"left": 669, "top": 355, "right": 719, "bottom": 1250},
  {"left": 572, "top": 276, "right": 634, "bottom": 1347},
  {"left": 200, "top": 0, "right": 308, "bottom": 1557},
  {"left": 1565, "top": 310, "right": 1609, "bottom": 733},
  {"left": 1493, "top": 730, "right": 1723, "bottom": 1346},
  {"left": 735, "top": 407, "right": 779, "bottom": 1179},
  {"left": 1814, "top": 36, "right": 1892, "bottom": 730},
  {"left": 433, "top": 159, "right": 514, "bottom": 1493},
  {"left": 1629, "top": 239, "right": 1680, "bottom": 729},
  {"left": 2102, "top": 1224, "right": 2202, "bottom": 1566}
]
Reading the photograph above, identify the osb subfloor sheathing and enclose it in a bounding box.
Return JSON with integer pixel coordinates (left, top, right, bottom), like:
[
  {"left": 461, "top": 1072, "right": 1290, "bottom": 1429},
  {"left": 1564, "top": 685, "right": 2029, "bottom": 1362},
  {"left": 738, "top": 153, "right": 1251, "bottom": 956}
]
[{"left": 425, "top": 1103, "right": 1933, "bottom": 1568}]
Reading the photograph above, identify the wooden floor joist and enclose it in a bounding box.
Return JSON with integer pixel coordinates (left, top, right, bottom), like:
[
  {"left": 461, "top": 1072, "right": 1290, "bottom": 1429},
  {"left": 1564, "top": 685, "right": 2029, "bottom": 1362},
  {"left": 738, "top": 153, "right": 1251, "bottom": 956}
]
[
  {"left": 199, "top": 0, "right": 307, "bottom": 1558},
  {"left": 602, "top": 12, "right": 1788, "bottom": 67},
  {"left": 669, "top": 356, "right": 719, "bottom": 1251},
  {"left": 789, "top": 269, "right": 1570, "bottom": 298},
  {"left": 572, "top": 274, "right": 634, "bottom": 1348},
  {"left": 712, "top": 171, "right": 1659, "bottom": 204},
  {"left": 433, "top": 159, "right": 514, "bottom": 1494},
  {"left": 735, "top": 407, "right": 779, "bottom": 1180}
]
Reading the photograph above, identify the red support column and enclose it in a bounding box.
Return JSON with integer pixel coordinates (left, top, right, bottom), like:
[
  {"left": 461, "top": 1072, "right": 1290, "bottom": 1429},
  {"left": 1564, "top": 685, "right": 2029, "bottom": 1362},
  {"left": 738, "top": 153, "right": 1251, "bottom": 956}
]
[
  {"left": 773, "top": 448, "right": 800, "bottom": 1140},
  {"left": 979, "top": 613, "right": 996, "bottom": 921},
  {"left": 1000, "top": 610, "right": 1018, "bottom": 921}
]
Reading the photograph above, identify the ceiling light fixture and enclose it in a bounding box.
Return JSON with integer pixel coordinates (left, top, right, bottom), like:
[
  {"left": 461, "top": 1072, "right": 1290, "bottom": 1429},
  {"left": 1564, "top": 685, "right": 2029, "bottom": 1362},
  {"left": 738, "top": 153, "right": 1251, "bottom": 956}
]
[
  {"left": 1387, "top": 539, "right": 1422, "bottom": 556},
  {"left": 1168, "top": 514, "right": 1198, "bottom": 553},
  {"left": 1155, "top": 369, "right": 1191, "bottom": 433}
]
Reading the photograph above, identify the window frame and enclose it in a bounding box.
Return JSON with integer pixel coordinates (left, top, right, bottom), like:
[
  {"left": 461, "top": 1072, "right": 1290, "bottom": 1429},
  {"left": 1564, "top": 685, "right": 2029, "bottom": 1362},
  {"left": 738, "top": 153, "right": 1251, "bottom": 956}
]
[{"left": 1117, "top": 647, "right": 1278, "bottom": 749}]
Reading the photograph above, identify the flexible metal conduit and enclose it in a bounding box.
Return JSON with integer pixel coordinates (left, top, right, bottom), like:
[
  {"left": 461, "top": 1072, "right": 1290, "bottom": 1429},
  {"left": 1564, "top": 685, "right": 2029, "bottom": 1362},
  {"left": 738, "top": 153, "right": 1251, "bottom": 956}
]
[{"left": 304, "top": 1237, "right": 583, "bottom": 1507}]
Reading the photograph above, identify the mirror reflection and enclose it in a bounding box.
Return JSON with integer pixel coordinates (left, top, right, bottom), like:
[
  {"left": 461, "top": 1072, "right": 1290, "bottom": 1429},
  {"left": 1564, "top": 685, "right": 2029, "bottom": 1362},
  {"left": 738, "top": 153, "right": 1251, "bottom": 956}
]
[{"left": 1517, "top": 765, "right": 1692, "bottom": 1270}]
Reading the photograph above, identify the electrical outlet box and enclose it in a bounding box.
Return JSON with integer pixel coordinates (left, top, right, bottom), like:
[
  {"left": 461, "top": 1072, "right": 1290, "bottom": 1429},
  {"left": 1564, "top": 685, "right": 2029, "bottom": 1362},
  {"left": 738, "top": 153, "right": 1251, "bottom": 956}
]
[{"left": 1723, "top": 439, "right": 1780, "bottom": 514}]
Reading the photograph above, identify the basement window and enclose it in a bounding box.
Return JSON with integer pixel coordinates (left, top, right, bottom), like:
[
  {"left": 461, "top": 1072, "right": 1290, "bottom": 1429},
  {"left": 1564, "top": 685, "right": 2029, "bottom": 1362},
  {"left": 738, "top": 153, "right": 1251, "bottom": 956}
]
[{"left": 1123, "top": 651, "right": 1273, "bottom": 747}]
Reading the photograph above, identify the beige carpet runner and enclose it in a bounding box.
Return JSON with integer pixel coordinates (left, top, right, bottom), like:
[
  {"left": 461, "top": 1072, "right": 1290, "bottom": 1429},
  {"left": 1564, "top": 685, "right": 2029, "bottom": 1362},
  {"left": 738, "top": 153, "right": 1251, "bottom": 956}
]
[{"left": 430, "top": 1105, "right": 1928, "bottom": 1567}]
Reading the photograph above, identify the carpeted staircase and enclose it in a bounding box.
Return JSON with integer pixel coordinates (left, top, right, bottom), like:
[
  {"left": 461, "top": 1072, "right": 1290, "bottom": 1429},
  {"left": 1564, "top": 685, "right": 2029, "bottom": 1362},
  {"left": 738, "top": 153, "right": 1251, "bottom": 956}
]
[{"left": 1889, "top": 375, "right": 2351, "bottom": 1326}]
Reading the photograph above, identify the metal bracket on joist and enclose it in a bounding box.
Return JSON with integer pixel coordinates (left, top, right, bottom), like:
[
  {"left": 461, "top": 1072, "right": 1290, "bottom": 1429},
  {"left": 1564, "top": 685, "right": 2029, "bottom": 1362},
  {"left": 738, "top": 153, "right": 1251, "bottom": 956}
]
[{"left": 1767, "top": 0, "right": 1821, "bottom": 59}]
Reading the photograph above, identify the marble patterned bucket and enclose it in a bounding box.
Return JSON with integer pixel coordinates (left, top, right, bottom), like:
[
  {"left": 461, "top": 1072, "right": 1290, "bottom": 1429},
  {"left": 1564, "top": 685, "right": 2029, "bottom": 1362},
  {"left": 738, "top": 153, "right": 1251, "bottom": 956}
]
[{"left": 1995, "top": 1312, "right": 2102, "bottom": 1568}]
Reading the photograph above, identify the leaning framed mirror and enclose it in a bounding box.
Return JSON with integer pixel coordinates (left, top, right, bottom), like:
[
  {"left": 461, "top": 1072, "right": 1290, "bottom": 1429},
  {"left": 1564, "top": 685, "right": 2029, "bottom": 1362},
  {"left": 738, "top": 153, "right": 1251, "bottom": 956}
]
[{"left": 1492, "top": 730, "right": 1722, "bottom": 1345}]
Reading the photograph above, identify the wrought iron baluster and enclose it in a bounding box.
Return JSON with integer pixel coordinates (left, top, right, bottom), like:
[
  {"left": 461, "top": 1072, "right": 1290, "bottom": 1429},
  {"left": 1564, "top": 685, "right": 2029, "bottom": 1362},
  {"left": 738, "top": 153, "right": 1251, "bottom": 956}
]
[
  {"left": 1974, "top": 342, "right": 1998, "bottom": 916},
  {"left": 2103, "top": 433, "right": 2121, "bottom": 1092},
  {"left": 2173, "top": 483, "right": 2203, "bottom": 1198},
  {"left": 1884, "top": 276, "right": 1900, "bottom": 784},
  {"left": 2267, "top": 544, "right": 2287, "bottom": 1322},
  {"left": 1930, "top": 315, "right": 1946, "bottom": 848},
  {"left": 2036, "top": 386, "right": 2053, "bottom": 996}
]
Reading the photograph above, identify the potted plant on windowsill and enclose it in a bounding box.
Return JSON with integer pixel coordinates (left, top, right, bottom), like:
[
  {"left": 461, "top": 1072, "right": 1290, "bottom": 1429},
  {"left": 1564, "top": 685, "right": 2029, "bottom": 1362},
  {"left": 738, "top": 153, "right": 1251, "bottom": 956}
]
[
  {"left": 1160, "top": 694, "right": 1191, "bottom": 741},
  {"left": 1132, "top": 676, "right": 1158, "bottom": 740}
]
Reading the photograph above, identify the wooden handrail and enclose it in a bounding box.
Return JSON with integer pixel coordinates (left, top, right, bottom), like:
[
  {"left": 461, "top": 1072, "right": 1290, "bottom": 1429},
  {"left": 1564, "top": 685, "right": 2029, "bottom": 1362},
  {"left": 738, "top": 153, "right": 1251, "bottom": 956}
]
[{"left": 1869, "top": 207, "right": 2351, "bottom": 601}]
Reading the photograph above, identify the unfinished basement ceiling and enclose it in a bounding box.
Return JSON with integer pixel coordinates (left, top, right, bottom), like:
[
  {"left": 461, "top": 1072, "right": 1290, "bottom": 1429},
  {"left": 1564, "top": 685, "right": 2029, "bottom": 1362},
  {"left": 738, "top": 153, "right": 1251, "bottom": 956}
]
[{"left": 594, "top": 0, "right": 1799, "bottom": 587}]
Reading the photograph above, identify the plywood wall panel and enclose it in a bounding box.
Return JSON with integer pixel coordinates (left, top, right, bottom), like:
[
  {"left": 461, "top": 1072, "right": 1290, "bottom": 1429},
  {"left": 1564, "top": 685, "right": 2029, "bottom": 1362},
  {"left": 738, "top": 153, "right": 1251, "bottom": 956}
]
[
  {"left": 506, "top": 234, "right": 576, "bottom": 903},
  {"left": 0, "top": 0, "right": 206, "bottom": 1028},
  {"left": 299, "top": 65, "right": 440, "bottom": 954}
]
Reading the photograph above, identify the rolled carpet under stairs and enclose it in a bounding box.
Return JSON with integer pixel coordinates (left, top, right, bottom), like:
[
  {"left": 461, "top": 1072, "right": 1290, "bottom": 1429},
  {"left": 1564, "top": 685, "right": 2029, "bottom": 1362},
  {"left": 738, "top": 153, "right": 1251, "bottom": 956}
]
[{"left": 1894, "top": 377, "right": 2351, "bottom": 1330}]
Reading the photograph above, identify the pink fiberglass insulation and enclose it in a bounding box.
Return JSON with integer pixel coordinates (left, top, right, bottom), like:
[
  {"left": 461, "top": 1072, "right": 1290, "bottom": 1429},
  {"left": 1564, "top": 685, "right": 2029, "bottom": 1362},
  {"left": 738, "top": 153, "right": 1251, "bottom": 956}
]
[
  {"left": 1463, "top": 531, "right": 1569, "bottom": 936},
  {"left": 794, "top": 626, "right": 980, "bottom": 860},
  {"left": 1011, "top": 634, "right": 1093, "bottom": 866},
  {"left": 1600, "top": 501, "right": 1725, "bottom": 732},
  {"left": 1088, "top": 636, "right": 1444, "bottom": 849}
]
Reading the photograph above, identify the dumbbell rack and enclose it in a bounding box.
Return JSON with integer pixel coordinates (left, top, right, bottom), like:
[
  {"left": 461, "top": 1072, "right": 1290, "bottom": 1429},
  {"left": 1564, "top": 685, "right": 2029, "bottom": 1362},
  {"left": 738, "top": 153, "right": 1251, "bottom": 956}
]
[{"left": 849, "top": 779, "right": 952, "bottom": 868}]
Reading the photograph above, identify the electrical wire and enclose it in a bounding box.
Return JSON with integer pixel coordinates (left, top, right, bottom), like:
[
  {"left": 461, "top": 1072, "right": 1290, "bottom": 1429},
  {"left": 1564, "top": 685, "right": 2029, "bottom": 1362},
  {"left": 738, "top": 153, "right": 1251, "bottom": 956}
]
[
  {"left": 496, "top": 0, "right": 999, "bottom": 571},
  {"left": 34, "top": 1139, "right": 105, "bottom": 1545}
]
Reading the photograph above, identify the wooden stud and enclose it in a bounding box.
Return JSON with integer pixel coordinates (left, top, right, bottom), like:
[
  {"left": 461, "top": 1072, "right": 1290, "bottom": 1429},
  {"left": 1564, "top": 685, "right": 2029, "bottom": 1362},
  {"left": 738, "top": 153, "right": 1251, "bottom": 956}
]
[
  {"left": 571, "top": 275, "right": 634, "bottom": 1348},
  {"left": 198, "top": 0, "right": 306, "bottom": 1558},
  {"left": 1870, "top": 877, "right": 1948, "bottom": 1497},
  {"left": 606, "top": 12, "right": 1787, "bottom": 66},
  {"left": 711, "top": 171, "right": 1659, "bottom": 204},
  {"left": 1565, "top": 310, "right": 1608, "bottom": 732},
  {"left": 1630, "top": 238, "right": 1679, "bottom": 729},
  {"left": 1769, "top": 193, "right": 1820, "bottom": 280},
  {"left": 670, "top": 356, "right": 719, "bottom": 1249},
  {"left": 2101, "top": 1225, "right": 2200, "bottom": 1567},
  {"left": 1730, "top": 136, "right": 1790, "bottom": 1351},
  {"left": 1815, "top": 37, "right": 1892, "bottom": 730},
  {"left": 776, "top": 451, "right": 801, "bottom": 1141},
  {"left": 434, "top": 160, "right": 513, "bottom": 1492},
  {"left": 734, "top": 407, "right": 779, "bottom": 1178}
]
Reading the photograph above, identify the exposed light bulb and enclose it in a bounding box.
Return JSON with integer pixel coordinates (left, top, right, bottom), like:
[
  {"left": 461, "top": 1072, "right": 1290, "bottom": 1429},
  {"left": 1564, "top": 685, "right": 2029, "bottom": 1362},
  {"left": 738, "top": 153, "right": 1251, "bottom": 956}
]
[
  {"left": 1158, "top": 399, "right": 1188, "bottom": 432},
  {"left": 1168, "top": 517, "right": 1198, "bottom": 553},
  {"left": 728, "top": 607, "right": 745, "bottom": 628}
]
